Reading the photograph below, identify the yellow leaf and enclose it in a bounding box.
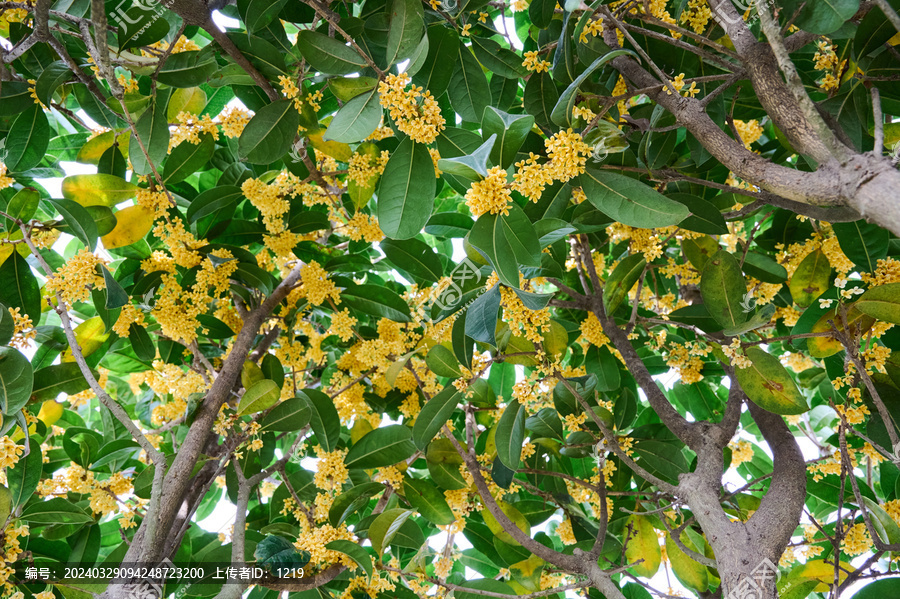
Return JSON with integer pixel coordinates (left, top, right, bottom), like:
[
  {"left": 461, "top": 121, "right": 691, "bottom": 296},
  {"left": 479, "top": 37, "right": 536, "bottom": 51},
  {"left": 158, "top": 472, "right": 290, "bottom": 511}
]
[
  {"left": 308, "top": 130, "right": 353, "bottom": 162},
  {"left": 101, "top": 205, "right": 155, "bottom": 249},
  {"left": 625, "top": 515, "right": 661, "bottom": 578},
  {"left": 482, "top": 501, "right": 530, "bottom": 546},
  {"left": 75, "top": 130, "right": 131, "bottom": 165},
  {"left": 666, "top": 532, "right": 709, "bottom": 593},
  {"left": 62, "top": 174, "right": 140, "bottom": 207},
  {"left": 61, "top": 316, "right": 109, "bottom": 362},
  {"left": 788, "top": 559, "right": 853, "bottom": 592},
  {"left": 37, "top": 401, "right": 64, "bottom": 427}
]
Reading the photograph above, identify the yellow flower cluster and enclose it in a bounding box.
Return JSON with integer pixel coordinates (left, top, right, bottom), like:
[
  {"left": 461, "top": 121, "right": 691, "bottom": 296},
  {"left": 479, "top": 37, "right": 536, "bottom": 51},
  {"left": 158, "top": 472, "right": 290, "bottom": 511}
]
[
  {"left": 328, "top": 309, "right": 357, "bottom": 341},
  {"left": 664, "top": 73, "right": 699, "bottom": 97},
  {"left": 579, "top": 17, "right": 605, "bottom": 43},
  {"left": 813, "top": 40, "right": 845, "bottom": 91},
  {"left": 557, "top": 518, "right": 577, "bottom": 545},
  {"left": 7, "top": 307, "right": 34, "bottom": 350},
  {"left": 37, "top": 465, "right": 132, "bottom": 515},
  {"left": 729, "top": 440, "right": 754, "bottom": 466},
  {"left": 841, "top": 523, "right": 872, "bottom": 556},
  {"left": 0, "top": 437, "right": 23, "bottom": 468},
  {"left": 0, "top": 164, "right": 14, "bottom": 190},
  {"left": 523, "top": 50, "right": 550, "bottom": 73},
  {"left": 544, "top": 129, "right": 592, "bottom": 182},
  {"left": 348, "top": 150, "right": 390, "bottom": 186},
  {"left": 301, "top": 261, "right": 341, "bottom": 306},
  {"left": 722, "top": 338, "right": 752, "bottom": 369},
  {"left": 679, "top": 0, "right": 713, "bottom": 33},
  {"left": 580, "top": 313, "right": 610, "bottom": 347},
  {"left": 135, "top": 188, "right": 171, "bottom": 216},
  {"left": 279, "top": 75, "right": 299, "bottom": 98},
  {"left": 511, "top": 153, "right": 554, "bottom": 202},
  {"left": 377, "top": 73, "right": 445, "bottom": 144},
  {"left": 342, "top": 213, "right": 384, "bottom": 242},
  {"left": 862, "top": 258, "right": 900, "bottom": 286},
  {"left": 500, "top": 285, "right": 551, "bottom": 344},
  {"left": 733, "top": 119, "right": 764, "bottom": 150},
  {"left": 112, "top": 304, "right": 146, "bottom": 338},
  {"left": 665, "top": 341, "right": 709, "bottom": 384},
  {"left": 465, "top": 166, "right": 512, "bottom": 217},
  {"left": 152, "top": 217, "right": 205, "bottom": 269},
  {"left": 217, "top": 106, "right": 253, "bottom": 138},
  {"left": 46, "top": 248, "right": 107, "bottom": 304},
  {"left": 169, "top": 111, "right": 219, "bottom": 151},
  {"left": 313, "top": 446, "right": 349, "bottom": 492}
]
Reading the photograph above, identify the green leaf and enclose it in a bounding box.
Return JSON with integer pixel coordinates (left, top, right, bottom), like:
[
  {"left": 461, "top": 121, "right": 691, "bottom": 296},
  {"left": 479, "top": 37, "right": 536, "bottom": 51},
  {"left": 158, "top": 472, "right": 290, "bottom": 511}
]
[
  {"left": 465, "top": 284, "right": 501, "bottom": 345},
  {"left": 482, "top": 108, "right": 534, "bottom": 169},
  {"left": 34, "top": 61, "right": 72, "bottom": 107},
  {"left": 164, "top": 133, "right": 215, "bottom": 184},
  {"left": 325, "top": 539, "right": 373, "bottom": 579},
  {"left": 438, "top": 134, "right": 496, "bottom": 180},
  {"left": 425, "top": 345, "right": 461, "bottom": 378},
  {"left": 741, "top": 252, "right": 788, "bottom": 284},
  {"left": 412, "top": 384, "right": 460, "bottom": 450},
  {"left": 259, "top": 396, "right": 311, "bottom": 432},
  {"left": 377, "top": 137, "right": 436, "bottom": 240},
  {"left": 323, "top": 89, "right": 382, "bottom": 144},
  {"left": 7, "top": 438, "right": 41, "bottom": 507},
  {"left": 47, "top": 198, "right": 98, "bottom": 252},
  {"left": 31, "top": 363, "right": 90, "bottom": 402},
  {"left": 585, "top": 345, "right": 621, "bottom": 392},
  {"left": 129, "top": 96, "right": 170, "bottom": 176},
  {"left": 0, "top": 253, "right": 40, "bottom": 326},
  {"left": 668, "top": 193, "right": 728, "bottom": 235},
  {"left": 578, "top": 168, "right": 690, "bottom": 228},
  {"left": 524, "top": 71, "right": 559, "bottom": 127},
  {"left": 329, "top": 482, "right": 385, "bottom": 526},
  {"left": 381, "top": 238, "right": 443, "bottom": 285},
  {"left": 255, "top": 535, "right": 310, "bottom": 571},
  {"left": 468, "top": 203, "right": 541, "bottom": 288},
  {"left": 551, "top": 49, "right": 637, "bottom": 127},
  {"left": 603, "top": 253, "right": 646, "bottom": 314},
  {"left": 780, "top": 0, "right": 860, "bottom": 34},
  {"left": 239, "top": 100, "right": 300, "bottom": 164},
  {"left": 345, "top": 425, "right": 417, "bottom": 469},
  {"left": 852, "top": 283, "right": 900, "bottom": 324},
  {"left": 412, "top": 26, "right": 459, "bottom": 98},
  {"left": 0, "top": 304, "right": 12, "bottom": 346},
  {"left": 341, "top": 284, "right": 412, "bottom": 322},
  {"left": 525, "top": 408, "right": 564, "bottom": 441},
  {"left": 0, "top": 349, "right": 32, "bottom": 415},
  {"left": 535, "top": 218, "right": 576, "bottom": 247},
  {"left": 789, "top": 249, "right": 831, "bottom": 308},
  {"left": 6, "top": 187, "right": 39, "bottom": 226},
  {"left": 369, "top": 508, "right": 414, "bottom": 554},
  {"left": 735, "top": 347, "right": 809, "bottom": 415},
  {"left": 700, "top": 250, "right": 750, "bottom": 330},
  {"left": 237, "top": 0, "right": 288, "bottom": 32},
  {"left": 296, "top": 31, "right": 368, "bottom": 74},
  {"left": 861, "top": 496, "right": 900, "bottom": 545},
  {"left": 496, "top": 399, "right": 526, "bottom": 470},
  {"left": 851, "top": 579, "right": 900, "bottom": 598},
  {"left": 300, "top": 388, "right": 341, "bottom": 451},
  {"left": 7, "top": 104, "right": 50, "bottom": 172},
  {"left": 329, "top": 77, "right": 379, "bottom": 101},
  {"left": 237, "top": 380, "right": 281, "bottom": 415},
  {"left": 470, "top": 36, "right": 528, "bottom": 79},
  {"left": 157, "top": 49, "right": 218, "bottom": 87},
  {"left": 832, "top": 219, "right": 889, "bottom": 274},
  {"left": 386, "top": 0, "right": 426, "bottom": 67},
  {"left": 425, "top": 212, "right": 473, "bottom": 237},
  {"left": 403, "top": 476, "right": 455, "bottom": 525},
  {"left": 100, "top": 265, "right": 128, "bottom": 310},
  {"left": 449, "top": 45, "right": 491, "bottom": 123},
  {"left": 128, "top": 323, "right": 155, "bottom": 362},
  {"left": 21, "top": 497, "right": 93, "bottom": 524}
]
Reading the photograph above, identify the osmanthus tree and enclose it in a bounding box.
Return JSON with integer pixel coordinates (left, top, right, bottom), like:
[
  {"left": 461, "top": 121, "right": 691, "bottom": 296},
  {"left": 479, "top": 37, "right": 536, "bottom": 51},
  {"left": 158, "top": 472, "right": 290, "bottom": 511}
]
[{"left": 4, "top": 0, "right": 900, "bottom": 598}]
